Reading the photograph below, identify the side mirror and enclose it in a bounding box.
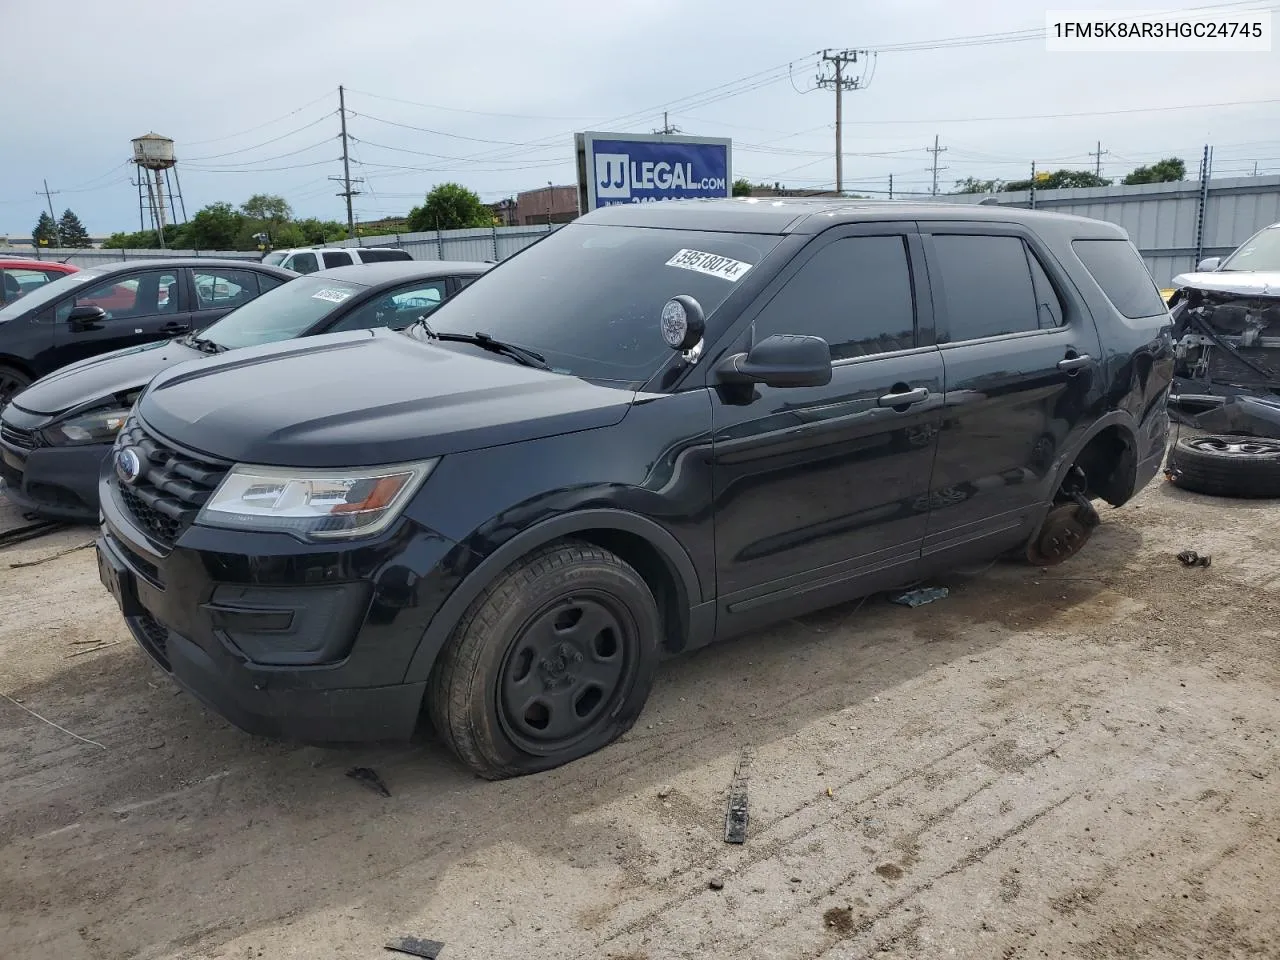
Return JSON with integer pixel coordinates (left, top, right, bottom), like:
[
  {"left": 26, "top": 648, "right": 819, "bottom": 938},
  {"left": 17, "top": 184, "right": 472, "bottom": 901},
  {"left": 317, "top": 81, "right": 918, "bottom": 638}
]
[
  {"left": 717, "top": 334, "right": 832, "bottom": 389},
  {"left": 1196, "top": 256, "right": 1221, "bottom": 272},
  {"left": 68, "top": 304, "right": 107, "bottom": 330}
]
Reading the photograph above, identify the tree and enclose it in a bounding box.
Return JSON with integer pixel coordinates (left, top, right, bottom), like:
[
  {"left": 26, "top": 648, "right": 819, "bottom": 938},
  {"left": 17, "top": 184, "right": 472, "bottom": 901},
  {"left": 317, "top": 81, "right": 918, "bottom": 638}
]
[
  {"left": 1003, "top": 169, "right": 1111, "bottom": 191},
  {"left": 732, "top": 177, "right": 753, "bottom": 197},
  {"left": 185, "top": 202, "right": 244, "bottom": 250},
  {"left": 406, "top": 183, "right": 492, "bottom": 231},
  {"left": 32, "top": 212, "right": 58, "bottom": 247},
  {"left": 295, "top": 217, "right": 349, "bottom": 244},
  {"left": 1122, "top": 158, "right": 1185, "bottom": 185},
  {"left": 951, "top": 177, "right": 1004, "bottom": 194},
  {"left": 240, "top": 194, "right": 292, "bottom": 223},
  {"left": 57, "top": 209, "right": 91, "bottom": 247}
]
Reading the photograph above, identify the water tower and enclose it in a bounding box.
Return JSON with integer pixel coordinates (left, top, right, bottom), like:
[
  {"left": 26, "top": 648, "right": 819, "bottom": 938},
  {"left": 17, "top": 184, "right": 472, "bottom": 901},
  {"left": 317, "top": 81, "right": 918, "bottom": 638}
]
[{"left": 130, "top": 132, "right": 187, "bottom": 248}]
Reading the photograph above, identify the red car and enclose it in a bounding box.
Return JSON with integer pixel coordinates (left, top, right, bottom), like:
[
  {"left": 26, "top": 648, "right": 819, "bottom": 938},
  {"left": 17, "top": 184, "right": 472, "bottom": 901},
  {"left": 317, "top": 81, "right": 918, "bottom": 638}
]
[{"left": 0, "top": 259, "right": 79, "bottom": 306}]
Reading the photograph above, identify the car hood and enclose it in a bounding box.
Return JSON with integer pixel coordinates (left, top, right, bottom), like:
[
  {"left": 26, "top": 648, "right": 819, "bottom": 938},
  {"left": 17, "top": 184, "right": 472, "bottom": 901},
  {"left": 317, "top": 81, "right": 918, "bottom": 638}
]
[
  {"left": 137, "top": 329, "right": 635, "bottom": 468},
  {"left": 12, "top": 338, "right": 202, "bottom": 418},
  {"left": 1169, "top": 270, "right": 1280, "bottom": 298}
]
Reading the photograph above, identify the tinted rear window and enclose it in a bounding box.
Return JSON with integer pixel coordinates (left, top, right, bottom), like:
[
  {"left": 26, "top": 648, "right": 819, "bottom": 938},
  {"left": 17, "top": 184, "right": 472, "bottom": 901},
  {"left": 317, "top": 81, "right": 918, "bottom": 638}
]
[
  {"left": 358, "top": 249, "right": 412, "bottom": 263},
  {"left": 1071, "top": 239, "right": 1167, "bottom": 319}
]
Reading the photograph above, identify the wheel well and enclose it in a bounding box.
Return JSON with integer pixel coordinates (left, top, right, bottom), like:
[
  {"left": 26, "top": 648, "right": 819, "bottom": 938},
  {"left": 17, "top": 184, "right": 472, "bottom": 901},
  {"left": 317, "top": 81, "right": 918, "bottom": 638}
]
[
  {"left": 569, "top": 528, "right": 689, "bottom": 654},
  {"left": 0, "top": 356, "right": 34, "bottom": 380},
  {"left": 1071, "top": 425, "right": 1137, "bottom": 507}
]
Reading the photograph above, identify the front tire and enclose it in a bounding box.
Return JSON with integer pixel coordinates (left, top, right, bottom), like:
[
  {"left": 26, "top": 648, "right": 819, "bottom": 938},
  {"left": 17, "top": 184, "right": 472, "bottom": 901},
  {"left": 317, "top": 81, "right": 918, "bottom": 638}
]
[
  {"left": 427, "top": 540, "right": 661, "bottom": 780},
  {"left": 0, "top": 365, "right": 30, "bottom": 407}
]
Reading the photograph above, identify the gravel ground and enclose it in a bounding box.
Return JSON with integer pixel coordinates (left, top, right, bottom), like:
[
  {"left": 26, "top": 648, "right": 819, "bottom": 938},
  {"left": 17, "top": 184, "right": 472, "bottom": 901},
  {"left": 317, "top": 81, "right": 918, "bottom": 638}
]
[{"left": 1, "top": 476, "right": 1278, "bottom": 960}]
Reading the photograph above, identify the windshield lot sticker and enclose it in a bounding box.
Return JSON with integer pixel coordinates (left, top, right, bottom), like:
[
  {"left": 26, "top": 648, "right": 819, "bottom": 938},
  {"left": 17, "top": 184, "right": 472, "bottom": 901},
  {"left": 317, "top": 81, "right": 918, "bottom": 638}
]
[
  {"left": 312, "top": 288, "right": 353, "bottom": 303},
  {"left": 665, "top": 249, "right": 753, "bottom": 282}
]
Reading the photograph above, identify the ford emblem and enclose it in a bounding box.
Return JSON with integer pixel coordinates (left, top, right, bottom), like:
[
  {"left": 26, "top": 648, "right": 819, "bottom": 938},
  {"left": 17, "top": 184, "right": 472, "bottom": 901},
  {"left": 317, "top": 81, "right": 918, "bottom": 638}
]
[{"left": 115, "top": 447, "right": 144, "bottom": 485}]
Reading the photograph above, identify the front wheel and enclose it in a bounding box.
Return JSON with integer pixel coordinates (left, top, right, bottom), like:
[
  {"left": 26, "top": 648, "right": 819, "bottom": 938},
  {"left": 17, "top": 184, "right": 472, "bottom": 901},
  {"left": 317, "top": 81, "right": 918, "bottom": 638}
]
[
  {"left": 0, "top": 365, "right": 30, "bottom": 408},
  {"left": 427, "top": 540, "right": 661, "bottom": 780}
]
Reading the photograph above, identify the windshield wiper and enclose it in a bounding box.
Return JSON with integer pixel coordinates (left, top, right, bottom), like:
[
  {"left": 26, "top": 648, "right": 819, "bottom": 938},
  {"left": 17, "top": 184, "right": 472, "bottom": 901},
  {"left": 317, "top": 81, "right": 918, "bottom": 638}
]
[
  {"left": 417, "top": 324, "right": 550, "bottom": 370},
  {"left": 185, "top": 334, "right": 226, "bottom": 355}
]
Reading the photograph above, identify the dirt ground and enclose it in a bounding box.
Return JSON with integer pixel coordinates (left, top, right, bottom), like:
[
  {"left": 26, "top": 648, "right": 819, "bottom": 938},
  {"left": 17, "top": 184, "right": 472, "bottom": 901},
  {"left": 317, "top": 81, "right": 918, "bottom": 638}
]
[{"left": 1, "top": 475, "right": 1278, "bottom": 960}]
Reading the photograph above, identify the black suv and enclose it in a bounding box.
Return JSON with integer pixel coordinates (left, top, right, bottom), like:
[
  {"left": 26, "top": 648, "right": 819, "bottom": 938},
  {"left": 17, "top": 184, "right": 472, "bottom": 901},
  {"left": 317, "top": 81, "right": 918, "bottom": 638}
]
[{"left": 95, "top": 199, "right": 1174, "bottom": 779}]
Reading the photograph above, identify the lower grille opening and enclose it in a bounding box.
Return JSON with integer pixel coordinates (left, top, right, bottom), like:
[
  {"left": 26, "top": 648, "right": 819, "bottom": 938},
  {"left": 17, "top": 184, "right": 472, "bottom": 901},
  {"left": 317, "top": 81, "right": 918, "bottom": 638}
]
[{"left": 133, "top": 612, "right": 171, "bottom": 671}]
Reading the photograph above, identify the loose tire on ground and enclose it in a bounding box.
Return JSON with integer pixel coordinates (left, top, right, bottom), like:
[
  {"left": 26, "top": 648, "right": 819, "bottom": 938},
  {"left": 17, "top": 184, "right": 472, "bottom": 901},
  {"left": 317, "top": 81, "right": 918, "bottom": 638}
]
[
  {"left": 0, "top": 365, "right": 30, "bottom": 407},
  {"left": 1166, "top": 434, "right": 1280, "bottom": 499},
  {"left": 427, "top": 539, "right": 661, "bottom": 780}
]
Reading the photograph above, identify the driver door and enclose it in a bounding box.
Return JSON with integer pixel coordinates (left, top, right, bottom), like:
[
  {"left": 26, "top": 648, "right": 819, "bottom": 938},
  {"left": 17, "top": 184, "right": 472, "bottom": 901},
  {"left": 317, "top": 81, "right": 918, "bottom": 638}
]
[{"left": 48, "top": 269, "right": 190, "bottom": 372}]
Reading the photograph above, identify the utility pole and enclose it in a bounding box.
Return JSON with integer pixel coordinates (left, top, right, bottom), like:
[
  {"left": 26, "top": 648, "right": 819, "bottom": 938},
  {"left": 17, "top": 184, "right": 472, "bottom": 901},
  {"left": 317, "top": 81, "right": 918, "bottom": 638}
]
[
  {"left": 815, "top": 49, "right": 869, "bottom": 194},
  {"left": 653, "top": 111, "right": 681, "bottom": 135},
  {"left": 332, "top": 85, "right": 361, "bottom": 239},
  {"left": 37, "top": 179, "right": 61, "bottom": 246},
  {"left": 927, "top": 135, "right": 948, "bottom": 196},
  {"left": 1089, "top": 140, "right": 1108, "bottom": 178},
  {"left": 888, "top": 173, "right": 893, "bottom": 200}
]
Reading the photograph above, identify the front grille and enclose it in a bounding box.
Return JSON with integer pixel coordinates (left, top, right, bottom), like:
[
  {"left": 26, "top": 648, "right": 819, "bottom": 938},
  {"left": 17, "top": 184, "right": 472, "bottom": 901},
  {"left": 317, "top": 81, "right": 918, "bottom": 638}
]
[
  {"left": 0, "top": 422, "right": 36, "bottom": 450},
  {"left": 133, "top": 612, "right": 171, "bottom": 670},
  {"left": 113, "top": 416, "right": 229, "bottom": 548}
]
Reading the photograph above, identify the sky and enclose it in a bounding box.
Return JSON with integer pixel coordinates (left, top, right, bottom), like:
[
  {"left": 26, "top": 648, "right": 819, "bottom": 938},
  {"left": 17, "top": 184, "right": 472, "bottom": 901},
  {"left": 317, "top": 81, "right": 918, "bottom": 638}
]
[{"left": 1, "top": 0, "right": 1277, "bottom": 238}]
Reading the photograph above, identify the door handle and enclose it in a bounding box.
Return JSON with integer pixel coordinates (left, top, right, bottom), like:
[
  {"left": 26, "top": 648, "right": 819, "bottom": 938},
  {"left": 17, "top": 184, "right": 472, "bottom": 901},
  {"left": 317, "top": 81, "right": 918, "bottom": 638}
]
[
  {"left": 877, "top": 386, "right": 929, "bottom": 408},
  {"left": 159, "top": 321, "right": 189, "bottom": 334},
  {"left": 1057, "top": 354, "right": 1091, "bottom": 372}
]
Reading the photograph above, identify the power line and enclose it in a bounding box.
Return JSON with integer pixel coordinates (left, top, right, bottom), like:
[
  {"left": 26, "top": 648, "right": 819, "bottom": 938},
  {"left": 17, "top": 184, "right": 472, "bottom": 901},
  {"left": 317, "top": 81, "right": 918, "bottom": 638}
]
[
  {"left": 183, "top": 113, "right": 338, "bottom": 162},
  {"left": 183, "top": 92, "right": 337, "bottom": 146}
]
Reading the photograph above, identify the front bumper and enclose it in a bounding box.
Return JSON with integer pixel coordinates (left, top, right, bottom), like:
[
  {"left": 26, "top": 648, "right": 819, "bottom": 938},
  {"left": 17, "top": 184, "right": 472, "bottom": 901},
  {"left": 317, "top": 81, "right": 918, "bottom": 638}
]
[
  {"left": 0, "top": 438, "right": 108, "bottom": 522},
  {"left": 97, "top": 468, "right": 461, "bottom": 743}
]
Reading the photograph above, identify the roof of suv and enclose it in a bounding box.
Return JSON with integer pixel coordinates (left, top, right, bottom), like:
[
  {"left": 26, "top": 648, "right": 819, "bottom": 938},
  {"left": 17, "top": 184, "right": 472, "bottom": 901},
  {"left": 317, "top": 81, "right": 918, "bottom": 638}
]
[
  {"left": 580, "top": 196, "right": 1129, "bottom": 240},
  {"left": 305, "top": 260, "right": 493, "bottom": 285}
]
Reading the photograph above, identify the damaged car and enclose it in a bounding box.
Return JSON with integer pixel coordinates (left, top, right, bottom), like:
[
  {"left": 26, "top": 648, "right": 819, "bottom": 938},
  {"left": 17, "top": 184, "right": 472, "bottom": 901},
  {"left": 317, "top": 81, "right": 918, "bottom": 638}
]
[{"left": 1164, "top": 221, "right": 1280, "bottom": 497}]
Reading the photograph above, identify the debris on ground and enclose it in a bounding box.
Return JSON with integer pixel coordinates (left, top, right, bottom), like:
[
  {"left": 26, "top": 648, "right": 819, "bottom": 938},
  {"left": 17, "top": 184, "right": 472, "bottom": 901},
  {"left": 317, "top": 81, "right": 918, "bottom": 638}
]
[
  {"left": 708, "top": 877, "right": 725, "bottom": 890},
  {"left": 724, "top": 747, "right": 751, "bottom": 844},
  {"left": 384, "top": 935, "right": 445, "bottom": 958},
  {"left": 1177, "top": 550, "right": 1213, "bottom": 568},
  {"left": 9, "top": 540, "right": 94, "bottom": 569},
  {"left": 889, "top": 586, "right": 949, "bottom": 607},
  {"left": 346, "top": 767, "right": 391, "bottom": 798}
]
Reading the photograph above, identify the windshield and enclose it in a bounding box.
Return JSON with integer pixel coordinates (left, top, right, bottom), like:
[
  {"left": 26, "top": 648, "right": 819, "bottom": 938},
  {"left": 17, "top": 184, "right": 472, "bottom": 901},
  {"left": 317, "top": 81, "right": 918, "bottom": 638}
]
[
  {"left": 261, "top": 251, "right": 287, "bottom": 266},
  {"left": 200, "top": 275, "right": 368, "bottom": 350},
  {"left": 0, "top": 266, "right": 106, "bottom": 321},
  {"left": 1220, "top": 224, "right": 1280, "bottom": 272},
  {"left": 423, "top": 223, "right": 784, "bottom": 386}
]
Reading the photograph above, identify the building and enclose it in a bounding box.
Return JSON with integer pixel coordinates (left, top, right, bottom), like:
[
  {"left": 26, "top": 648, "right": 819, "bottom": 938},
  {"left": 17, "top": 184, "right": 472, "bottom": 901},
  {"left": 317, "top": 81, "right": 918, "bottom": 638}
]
[
  {"left": 515, "top": 185, "right": 578, "bottom": 226},
  {"left": 490, "top": 198, "right": 519, "bottom": 227}
]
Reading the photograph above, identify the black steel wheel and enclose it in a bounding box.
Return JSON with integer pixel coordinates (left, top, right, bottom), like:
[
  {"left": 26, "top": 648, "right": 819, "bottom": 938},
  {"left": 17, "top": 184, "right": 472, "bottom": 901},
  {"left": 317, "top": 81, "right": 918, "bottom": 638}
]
[
  {"left": 1167, "top": 434, "right": 1280, "bottom": 499},
  {"left": 428, "top": 539, "right": 661, "bottom": 780},
  {"left": 0, "top": 365, "right": 30, "bottom": 408}
]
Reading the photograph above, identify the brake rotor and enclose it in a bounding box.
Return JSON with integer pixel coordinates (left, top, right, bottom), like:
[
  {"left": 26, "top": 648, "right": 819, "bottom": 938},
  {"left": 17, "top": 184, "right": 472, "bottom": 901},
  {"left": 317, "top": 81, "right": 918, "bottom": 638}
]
[{"left": 1025, "top": 501, "right": 1097, "bottom": 567}]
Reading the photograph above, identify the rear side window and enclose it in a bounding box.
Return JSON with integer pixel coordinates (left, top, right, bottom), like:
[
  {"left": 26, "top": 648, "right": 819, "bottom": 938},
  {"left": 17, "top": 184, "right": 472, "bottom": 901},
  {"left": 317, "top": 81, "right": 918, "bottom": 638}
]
[
  {"left": 323, "top": 250, "right": 353, "bottom": 268},
  {"left": 287, "top": 252, "right": 319, "bottom": 274},
  {"left": 1071, "top": 239, "right": 1167, "bottom": 318},
  {"left": 359, "top": 249, "right": 411, "bottom": 263},
  {"left": 931, "top": 234, "right": 1060, "bottom": 342},
  {"left": 752, "top": 235, "right": 916, "bottom": 360},
  {"left": 258, "top": 274, "right": 287, "bottom": 293}
]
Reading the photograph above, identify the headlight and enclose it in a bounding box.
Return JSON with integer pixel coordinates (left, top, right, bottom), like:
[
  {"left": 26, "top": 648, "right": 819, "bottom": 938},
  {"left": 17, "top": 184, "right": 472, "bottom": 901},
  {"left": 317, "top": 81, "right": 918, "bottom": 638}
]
[
  {"left": 43, "top": 407, "right": 131, "bottom": 446},
  {"left": 196, "top": 459, "right": 438, "bottom": 541}
]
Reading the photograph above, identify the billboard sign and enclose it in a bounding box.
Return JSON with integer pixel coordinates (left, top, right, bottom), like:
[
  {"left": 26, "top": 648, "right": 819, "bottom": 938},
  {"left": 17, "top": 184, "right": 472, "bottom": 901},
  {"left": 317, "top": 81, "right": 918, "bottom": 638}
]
[{"left": 575, "top": 131, "right": 732, "bottom": 213}]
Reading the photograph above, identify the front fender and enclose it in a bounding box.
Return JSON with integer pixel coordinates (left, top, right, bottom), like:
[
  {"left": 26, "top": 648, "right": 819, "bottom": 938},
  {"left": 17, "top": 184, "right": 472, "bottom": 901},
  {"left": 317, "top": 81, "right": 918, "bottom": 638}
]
[{"left": 400, "top": 507, "right": 705, "bottom": 684}]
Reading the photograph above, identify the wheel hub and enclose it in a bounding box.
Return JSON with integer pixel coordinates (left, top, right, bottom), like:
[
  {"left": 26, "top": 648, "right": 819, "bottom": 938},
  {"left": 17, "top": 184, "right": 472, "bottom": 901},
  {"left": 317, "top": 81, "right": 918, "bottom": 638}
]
[{"left": 497, "top": 594, "right": 634, "bottom": 753}]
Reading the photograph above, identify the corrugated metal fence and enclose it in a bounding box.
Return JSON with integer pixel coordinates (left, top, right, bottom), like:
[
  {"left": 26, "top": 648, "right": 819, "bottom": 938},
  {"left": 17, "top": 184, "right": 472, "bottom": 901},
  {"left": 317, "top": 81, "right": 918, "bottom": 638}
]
[
  {"left": 0, "top": 224, "right": 562, "bottom": 270},
  {"left": 943, "top": 174, "right": 1280, "bottom": 287},
  {"left": 6, "top": 179, "right": 1278, "bottom": 287}
]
